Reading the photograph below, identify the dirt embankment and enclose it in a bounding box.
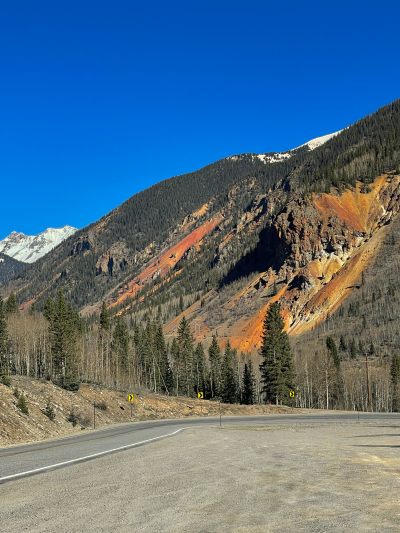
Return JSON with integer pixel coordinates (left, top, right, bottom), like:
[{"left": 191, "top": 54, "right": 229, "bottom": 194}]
[{"left": 0, "top": 376, "right": 295, "bottom": 448}]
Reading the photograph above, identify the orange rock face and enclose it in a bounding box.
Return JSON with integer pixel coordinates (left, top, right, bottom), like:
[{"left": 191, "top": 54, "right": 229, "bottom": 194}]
[
  {"left": 239, "top": 175, "right": 400, "bottom": 345},
  {"left": 181, "top": 174, "right": 400, "bottom": 353},
  {"left": 109, "top": 217, "right": 223, "bottom": 311}
]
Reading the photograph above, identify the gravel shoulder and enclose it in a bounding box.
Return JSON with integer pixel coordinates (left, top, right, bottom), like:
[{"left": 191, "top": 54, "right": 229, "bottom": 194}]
[{"left": 1, "top": 421, "right": 400, "bottom": 532}]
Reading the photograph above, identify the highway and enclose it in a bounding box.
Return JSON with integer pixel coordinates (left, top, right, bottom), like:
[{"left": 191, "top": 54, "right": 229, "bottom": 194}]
[{"left": 0, "top": 411, "right": 398, "bottom": 484}]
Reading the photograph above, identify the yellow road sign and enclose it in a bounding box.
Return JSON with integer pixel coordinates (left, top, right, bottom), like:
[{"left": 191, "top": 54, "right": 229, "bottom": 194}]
[
  {"left": 128, "top": 394, "right": 134, "bottom": 402},
  {"left": 289, "top": 391, "right": 295, "bottom": 398},
  {"left": 198, "top": 392, "right": 204, "bottom": 399}
]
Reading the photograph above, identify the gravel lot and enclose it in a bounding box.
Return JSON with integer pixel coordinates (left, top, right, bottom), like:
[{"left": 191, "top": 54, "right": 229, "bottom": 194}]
[{"left": 1, "top": 421, "right": 400, "bottom": 532}]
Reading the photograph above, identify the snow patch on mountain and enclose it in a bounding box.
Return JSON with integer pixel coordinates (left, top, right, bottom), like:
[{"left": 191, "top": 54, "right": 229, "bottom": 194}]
[
  {"left": 296, "top": 130, "right": 343, "bottom": 151},
  {"left": 0, "top": 226, "right": 77, "bottom": 263},
  {"left": 230, "top": 129, "right": 343, "bottom": 165}
]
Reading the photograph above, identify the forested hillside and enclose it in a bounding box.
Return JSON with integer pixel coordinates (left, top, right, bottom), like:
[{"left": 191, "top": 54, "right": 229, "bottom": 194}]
[
  {"left": 0, "top": 253, "right": 26, "bottom": 285},
  {"left": 2, "top": 99, "right": 400, "bottom": 413},
  {"left": 3, "top": 100, "right": 398, "bottom": 314}
]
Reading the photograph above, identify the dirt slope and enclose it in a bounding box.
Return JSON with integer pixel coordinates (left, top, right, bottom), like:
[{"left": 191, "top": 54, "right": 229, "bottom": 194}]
[{"left": 0, "top": 377, "right": 296, "bottom": 448}]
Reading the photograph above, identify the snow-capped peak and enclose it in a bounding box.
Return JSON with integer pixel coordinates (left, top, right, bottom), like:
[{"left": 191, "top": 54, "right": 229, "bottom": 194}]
[
  {"left": 0, "top": 225, "right": 78, "bottom": 263},
  {"left": 239, "top": 129, "right": 343, "bottom": 165}
]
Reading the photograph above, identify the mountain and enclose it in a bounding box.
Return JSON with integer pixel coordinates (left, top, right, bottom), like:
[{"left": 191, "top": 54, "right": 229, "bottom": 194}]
[
  {"left": 3, "top": 99, "right": 400, "bottom": 361},
  {"left": 0, "top": 226, "right": 77, "bottom": 263},
  {"left": 253, "top": 129, "right": 342, "bottom": 164},
  {"left": 0, "top": 253, "right": 26, "bottom": 285}
]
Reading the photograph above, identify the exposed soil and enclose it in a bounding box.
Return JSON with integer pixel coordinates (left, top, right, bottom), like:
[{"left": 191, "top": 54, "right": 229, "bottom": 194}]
[{"left": 0, "top": 376, "right": 296, "bottom": 448}]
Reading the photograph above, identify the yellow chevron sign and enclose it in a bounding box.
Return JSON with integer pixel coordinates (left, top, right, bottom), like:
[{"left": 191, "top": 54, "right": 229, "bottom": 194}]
[
  {"left": 128, "top": 394, "right": 134, "bottom": 401},
  {"left": 197, "top": 392, "right": 204, "bottom": 399},
  {"left": 289, "top": 391, "right": 295, "bottom": 398}
]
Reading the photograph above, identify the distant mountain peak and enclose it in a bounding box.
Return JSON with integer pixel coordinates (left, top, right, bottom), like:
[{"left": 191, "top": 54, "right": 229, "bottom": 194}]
[{"left": 0, "top": 225, "right": 77, "bottom": 263}]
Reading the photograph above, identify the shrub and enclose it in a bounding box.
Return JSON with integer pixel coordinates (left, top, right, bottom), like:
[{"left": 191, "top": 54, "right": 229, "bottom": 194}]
[
  {"left": 0, "top": 373, "right": 11, "bottom": 387},
  {"left": 67, "top": 412, "right": 78, "bottom": 427},
  {"left": 43, "top": 398, "right": 55, "bottom": 421},
  {"left": 62, "top": 380, "right": 81, "bottom": 392},
  {"left": 54, "top": 379, "right": 81, "bottom": 392},
  {"left": 13, "top": 386, "right": 20, "bottom": 399},
  {"left": 17, "top": 393, "right": 29, "bottom": 415}
]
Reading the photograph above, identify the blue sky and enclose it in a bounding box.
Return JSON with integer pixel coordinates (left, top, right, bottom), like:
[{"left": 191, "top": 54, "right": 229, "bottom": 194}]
[{"left": 1, "top": 0, "right": 400, "bottom": 240}]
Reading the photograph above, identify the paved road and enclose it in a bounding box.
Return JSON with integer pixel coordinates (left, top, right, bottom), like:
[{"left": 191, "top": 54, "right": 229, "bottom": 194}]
[{"left": 1, "top": 411, "right": 398, "bottom": 483}]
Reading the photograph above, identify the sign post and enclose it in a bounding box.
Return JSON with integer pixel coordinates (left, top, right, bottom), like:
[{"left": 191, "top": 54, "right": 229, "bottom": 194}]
[
  {"left": 128, "top": 394, "right": 134, "bottom": 420},
  {"left": 198, "top": 392, "right": 203, "bottom": 415}
]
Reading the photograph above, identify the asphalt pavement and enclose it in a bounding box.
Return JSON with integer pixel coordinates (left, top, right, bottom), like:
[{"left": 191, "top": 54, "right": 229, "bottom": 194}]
[{"left": 1, "top": 411, "right": 398, "bottom": 484}]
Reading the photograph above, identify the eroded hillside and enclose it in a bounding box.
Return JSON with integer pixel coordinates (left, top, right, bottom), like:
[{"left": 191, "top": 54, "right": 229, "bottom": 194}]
[{"left": 163, "top": 173, "right": 400, "bottom": 352}]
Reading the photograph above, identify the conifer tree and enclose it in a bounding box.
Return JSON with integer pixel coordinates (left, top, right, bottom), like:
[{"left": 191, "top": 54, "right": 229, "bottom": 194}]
[
  {"left": 52, "top": 288, "right": 78, "bottom": 388},
  {"left": 5, "top": 292, "right": 19, "bottom": 316},
  {"left": 390, "top": 353, "right": 400, "bottom": 411},
  {"left": 171, "top": 337, "right": 180, "bottom": 395},
  {"left": 208, "top": 334, "right": 222, "bottom": 398},
  {"left": 194, "top": 342, "right": 207, "bottom": 397},
  {"left": 369, "top": 341, "right": 376, "bottom": 356},
  {"left": 221, "top": 341, "right": 237, "bottom": 404},
  {"left": 43, "top": 296, "right": 55, "bottom": 324},
  {"left": 16, "top": 392, "right": 29, "bottom": 415},
  {"left": 0, "top": 293, "right": 9, "bottom": 378},
  {"left": 100, "top": 301, "right": 110, "bottom": 331},
  {"left": 259, "top": 302, "right": 295, "bottom": 405},
  {"left": 176, "top": 316, "right": 193, "bottom": 396},
  {"left": 241, "top": 362, "right": 255, "bottom": 405},
  {"left": 155, "top": 321, "right": 173, "bottom": 393},
  {"left": 326, "top": 336, "right": 340, "bottom": 369},
  {"left": 350, "top": 338, "right": 357, "bottom": 359},
  {"left": 339, "top": 335, "right": 347, "bottom": 352},
  {"left": 113, "top": 315, "right": 130, "bottom": 375}
]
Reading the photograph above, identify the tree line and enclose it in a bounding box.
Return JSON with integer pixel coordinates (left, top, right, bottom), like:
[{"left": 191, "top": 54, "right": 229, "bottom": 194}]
[{"left": 1, "top": 291, "right": 297, "bottom": 408}]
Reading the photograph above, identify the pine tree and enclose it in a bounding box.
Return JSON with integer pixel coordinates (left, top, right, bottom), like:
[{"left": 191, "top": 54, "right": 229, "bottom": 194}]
[
  {"left": 208, "top": 334, "right": 222, "bottom": 398},
  {"left": 326, "top": 336, "right": 340, "bottom": 369},
  {"left": 194, "top": 342, "right": 207, "bottom": 397},
  {"left": 17, "top": 392, "right": 29, "bottom": 415},
  {"left": 113, "top": 315, "right": 130, "bottom": 376},
  {"left": 52, "top": 288, "right": 78, "bottom": 389},
  {"left": 369, "top": 341, "right": 376, "bottom": 356},
  {"left": 43, "top": 296, "right": 55, "bottom": 324},
  {"left": 390, "top": 353, "right": 400, "bottom": 412},
  {"left": 176, "top": 316, "right": 193, "bottom": 396},
  {"left": 155, "top": 321, "right": 173, "bottom": 393},
  {"left": 241, "top": 362, "right": 255, "bottom": 405},
  {"left": 170, "top": 337, "right": 180, "bottom": 395},
  {"left": 100, "top": 301, "right": 110, "bottom": 331},
  {"left": 0, "top": 293, "right": 8, "bottom": 377},
  {"left": 339, "top": 335, "right": 347, "bottom": 352},
  {"left": 221, "top": 341, "right": 237, "bottom": 404},
  {"left": 350, "top": 338, "right": 357, "bottom": 359},
  {"left": 5, "top": 292, "right": 19, "bottom": 316},
  {"left": 259, "top": 302, "right": 295, "bottom": 405}
]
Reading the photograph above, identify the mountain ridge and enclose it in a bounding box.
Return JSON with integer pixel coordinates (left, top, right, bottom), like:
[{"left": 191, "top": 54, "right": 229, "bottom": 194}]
[
  {"left": 0, "top": 225, "right": 77, "bottom": 263},
  {"left": 2, "top": 99, "right": 400, "bottom": 359}
]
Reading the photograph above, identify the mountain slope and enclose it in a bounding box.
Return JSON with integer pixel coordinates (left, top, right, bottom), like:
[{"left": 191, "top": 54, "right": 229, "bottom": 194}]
[
  {"left": 0, "top": 253, "right": 26, "bottom": 285},
  {"left": 0, "top": 226, "right": 77, "bottom": 263},
  {"left": 3, "top": 99, "right": 400, "bottom": 359}
]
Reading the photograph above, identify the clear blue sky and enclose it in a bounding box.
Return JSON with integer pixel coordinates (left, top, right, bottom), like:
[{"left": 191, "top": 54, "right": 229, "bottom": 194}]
[{"left": 1, "top": 0, "right": 400, "bottom": 240}]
